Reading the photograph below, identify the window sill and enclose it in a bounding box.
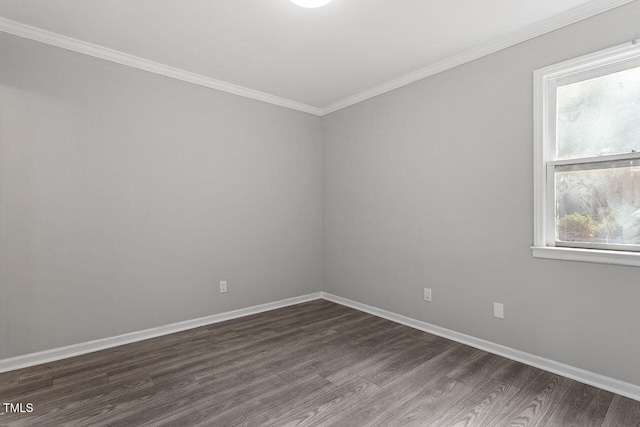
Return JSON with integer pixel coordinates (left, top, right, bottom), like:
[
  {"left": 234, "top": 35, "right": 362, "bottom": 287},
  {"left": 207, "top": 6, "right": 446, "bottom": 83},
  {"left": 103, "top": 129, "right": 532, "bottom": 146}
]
[{"left": 531, "top": 246, "right": 640, "bottom": 267}]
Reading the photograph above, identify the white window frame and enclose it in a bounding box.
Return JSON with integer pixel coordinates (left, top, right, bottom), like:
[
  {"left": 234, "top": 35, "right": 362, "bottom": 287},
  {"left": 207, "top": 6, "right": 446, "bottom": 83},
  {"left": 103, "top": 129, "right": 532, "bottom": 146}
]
[{"left": 532, "top": 40, "right": 640, "bottom": 267}]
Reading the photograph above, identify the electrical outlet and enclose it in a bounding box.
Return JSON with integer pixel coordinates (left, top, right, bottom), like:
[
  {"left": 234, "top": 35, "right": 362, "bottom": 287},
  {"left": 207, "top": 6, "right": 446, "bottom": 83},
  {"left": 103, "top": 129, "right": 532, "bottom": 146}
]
[
  {"left": 220, "top": 281, "right": 228, "bottom": 294},
  {"left": 494, "top": 302, "right": 504, "bottom": 319},
  {"left": 423, "top": 288, "right": 432, "bottom": 302}
]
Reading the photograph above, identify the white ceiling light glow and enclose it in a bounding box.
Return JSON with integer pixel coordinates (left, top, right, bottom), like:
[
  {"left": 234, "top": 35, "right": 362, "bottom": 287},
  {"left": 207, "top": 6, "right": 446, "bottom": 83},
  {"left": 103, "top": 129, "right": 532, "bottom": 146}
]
[{"left": 289, "top": 0, "right": 333, "bottom": 8}]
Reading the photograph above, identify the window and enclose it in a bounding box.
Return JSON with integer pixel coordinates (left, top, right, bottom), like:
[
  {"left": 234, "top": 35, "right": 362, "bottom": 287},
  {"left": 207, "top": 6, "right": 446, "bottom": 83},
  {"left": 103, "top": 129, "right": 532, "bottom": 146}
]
[{"left": 533, "top": 41, "right": 640, "bottom": 266}]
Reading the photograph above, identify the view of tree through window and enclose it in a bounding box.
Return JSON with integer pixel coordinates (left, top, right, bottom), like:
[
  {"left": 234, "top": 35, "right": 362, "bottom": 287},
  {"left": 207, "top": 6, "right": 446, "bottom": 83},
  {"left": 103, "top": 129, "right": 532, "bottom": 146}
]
[
  {"left": 555, "top": 66, "right": 640, "bottom": 248},
  {"left": 556, "top": 160, "right": 640, "bottom": 245}
]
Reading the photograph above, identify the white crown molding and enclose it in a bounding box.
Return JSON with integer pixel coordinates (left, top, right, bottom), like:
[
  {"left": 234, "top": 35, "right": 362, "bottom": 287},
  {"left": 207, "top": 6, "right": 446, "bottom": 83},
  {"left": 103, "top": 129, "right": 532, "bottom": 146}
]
[
  {"left": 0, "top": 17, "right": 323, "bottom": 116},
  {"left": 0, "top": 0, "right": 635, "bottom": 116},
  {"left": 321, "top": 292, "right": 640, "bottom": 402},
  {"left": 320, "top": 0, "right": 637, "bottom": 115},
  {"left": 0, "top": 292, "right": 322, "bottom": 374}
]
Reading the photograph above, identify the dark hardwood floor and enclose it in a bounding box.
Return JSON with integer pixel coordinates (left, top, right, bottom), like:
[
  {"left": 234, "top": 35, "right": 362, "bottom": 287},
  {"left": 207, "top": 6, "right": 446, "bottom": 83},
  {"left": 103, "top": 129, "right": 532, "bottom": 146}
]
[{"left": 0, "top": 299, "right": 638, "bottom": 426}]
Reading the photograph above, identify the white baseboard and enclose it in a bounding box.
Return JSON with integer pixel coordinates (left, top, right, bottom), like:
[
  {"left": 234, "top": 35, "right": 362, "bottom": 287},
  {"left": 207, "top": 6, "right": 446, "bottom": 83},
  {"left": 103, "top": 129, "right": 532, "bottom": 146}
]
[
  {"left": 321, "top": 292, "right": 640, "bottom": 402},
  {"left": 0, "top": 292, "right": 322, "bottom": 374},
  {"left": 3, "top": 290, "right": 639, "bottom": 402}
]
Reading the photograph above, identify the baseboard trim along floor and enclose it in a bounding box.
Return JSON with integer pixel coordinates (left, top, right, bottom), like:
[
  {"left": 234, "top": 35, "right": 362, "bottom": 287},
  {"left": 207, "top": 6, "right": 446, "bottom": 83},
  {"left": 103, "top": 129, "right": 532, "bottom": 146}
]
[
  {"left": 0, "top": 292, "right": 323, "bottom": 374},
  {"left": 321, "top": 292, "right": 640, "bottom": 402},
  {"left": 1, "top": 290, "right": 638, "bottom": 401}
]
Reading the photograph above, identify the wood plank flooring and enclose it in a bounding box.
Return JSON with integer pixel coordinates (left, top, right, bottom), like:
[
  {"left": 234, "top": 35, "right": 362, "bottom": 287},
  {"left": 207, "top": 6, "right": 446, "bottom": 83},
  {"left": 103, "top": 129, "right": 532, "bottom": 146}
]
[{"left": 0, "top": 299, "right": 638, "bottom": 426}]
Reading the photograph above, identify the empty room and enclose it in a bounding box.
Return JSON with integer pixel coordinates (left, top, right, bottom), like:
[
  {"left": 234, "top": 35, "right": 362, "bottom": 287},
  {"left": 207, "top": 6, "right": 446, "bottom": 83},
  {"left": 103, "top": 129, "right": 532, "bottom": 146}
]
[{"left": 1, "top": 0, "right": 640, "bottom": 425}]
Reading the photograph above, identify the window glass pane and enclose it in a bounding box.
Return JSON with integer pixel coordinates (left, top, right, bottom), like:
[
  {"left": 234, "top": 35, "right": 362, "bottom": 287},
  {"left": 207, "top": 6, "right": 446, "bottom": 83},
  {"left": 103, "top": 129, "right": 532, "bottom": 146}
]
[
  {"left": 556, "top": 66, "right": 640, "bottom": 160},
  {"left": 555, "top": 159, "right": 640, "bottom": 246}
]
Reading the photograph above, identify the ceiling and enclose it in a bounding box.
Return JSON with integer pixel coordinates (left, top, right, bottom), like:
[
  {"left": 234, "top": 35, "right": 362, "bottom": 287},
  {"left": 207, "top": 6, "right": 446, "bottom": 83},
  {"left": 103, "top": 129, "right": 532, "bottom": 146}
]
[{"left": 0, "top": 0, "right": 630, "bottom": 114}]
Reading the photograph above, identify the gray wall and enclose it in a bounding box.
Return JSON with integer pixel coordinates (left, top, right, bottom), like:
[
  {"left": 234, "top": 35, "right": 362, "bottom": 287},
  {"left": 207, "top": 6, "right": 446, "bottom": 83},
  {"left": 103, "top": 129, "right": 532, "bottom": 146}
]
[
  {"left": 1, "top": 1, "right": 639, "bottom": 389},
  {"left": 0, "top": 33, "right": 323, "bottom": 359},
  {"left": 323, "top": 1, "right": 640, "bottom": 387}
]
